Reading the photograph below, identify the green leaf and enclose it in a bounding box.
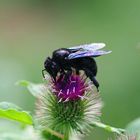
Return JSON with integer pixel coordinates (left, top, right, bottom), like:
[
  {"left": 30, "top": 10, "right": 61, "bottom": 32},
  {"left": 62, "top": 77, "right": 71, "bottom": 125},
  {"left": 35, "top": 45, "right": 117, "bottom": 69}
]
[
  {"left": 16, "top": 80, "right": 47, "bottom": 97},
  {"left": 126, "top": 118, "right": 140, "bottom": 135},
  {"left": 0, "top": 102, "right": 33, "bottom": 125}
]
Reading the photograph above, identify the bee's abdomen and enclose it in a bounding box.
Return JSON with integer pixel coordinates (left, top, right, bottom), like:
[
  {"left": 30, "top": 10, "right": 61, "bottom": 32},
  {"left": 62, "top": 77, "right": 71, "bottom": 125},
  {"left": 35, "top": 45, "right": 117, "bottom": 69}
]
[{"left": 72, "top": 57, "right": 97, "bottom": 76}]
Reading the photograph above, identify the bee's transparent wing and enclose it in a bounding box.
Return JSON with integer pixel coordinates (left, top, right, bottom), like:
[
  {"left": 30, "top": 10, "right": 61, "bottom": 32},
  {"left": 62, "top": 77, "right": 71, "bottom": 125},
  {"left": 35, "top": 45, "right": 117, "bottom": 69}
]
[
  {"left": 68, "top": 50, "right": 112, "bottom": 59},
  {"left": 69, "top": 43, "right": 106, "bottom": 51}
]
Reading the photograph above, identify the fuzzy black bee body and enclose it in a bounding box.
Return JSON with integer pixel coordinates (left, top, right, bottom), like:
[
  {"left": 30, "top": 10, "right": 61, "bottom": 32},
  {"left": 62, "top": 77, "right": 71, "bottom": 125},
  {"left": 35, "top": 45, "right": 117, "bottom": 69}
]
[{"left": 43, "top": 43, "right": 111, "bottom": 90}]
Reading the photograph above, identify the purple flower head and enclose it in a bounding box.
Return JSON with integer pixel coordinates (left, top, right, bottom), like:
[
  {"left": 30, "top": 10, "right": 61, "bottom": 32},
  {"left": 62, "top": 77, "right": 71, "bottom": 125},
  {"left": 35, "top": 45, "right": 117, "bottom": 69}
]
[
  {"left": 48, "top": 73, "right": 91, "bottom": 102},
  {"left": 37, "top": 73, "right": 103, "bottom": 135}
]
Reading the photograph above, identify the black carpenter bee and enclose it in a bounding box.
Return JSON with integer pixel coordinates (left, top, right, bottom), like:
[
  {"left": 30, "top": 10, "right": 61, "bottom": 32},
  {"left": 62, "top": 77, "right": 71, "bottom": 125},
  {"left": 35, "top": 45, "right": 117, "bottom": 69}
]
[{"left": 42, "top": 43, "right": 111, "bottom": 90}]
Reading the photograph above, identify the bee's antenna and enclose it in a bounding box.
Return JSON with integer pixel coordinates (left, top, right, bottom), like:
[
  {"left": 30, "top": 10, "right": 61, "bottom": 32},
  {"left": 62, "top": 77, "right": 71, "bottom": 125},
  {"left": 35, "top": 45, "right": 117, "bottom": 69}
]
[
  {"left": 47, "top": 57, "right": 51, "bottom": 60},
  {"left": 42, "top": 69, "right": 46, "bottom": 78}
]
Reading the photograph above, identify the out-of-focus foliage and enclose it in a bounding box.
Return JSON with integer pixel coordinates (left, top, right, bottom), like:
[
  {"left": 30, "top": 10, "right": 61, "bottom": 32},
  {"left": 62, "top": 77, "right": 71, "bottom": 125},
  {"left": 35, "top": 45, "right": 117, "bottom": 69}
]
[
  {"left": 0, "top": 126, "right": 40, "bottom": 140},
  {"left": 0, "top": 0, "right": 140, "bottom": 139},
  {"left": 126, "top": 118, "right": 140, "bottom": 136},
  {"left": 16, "top": 80, "right": 47, "bottom": 97},
  {"left": 0, "top": 102, "right": 33, "bottom": 125}
]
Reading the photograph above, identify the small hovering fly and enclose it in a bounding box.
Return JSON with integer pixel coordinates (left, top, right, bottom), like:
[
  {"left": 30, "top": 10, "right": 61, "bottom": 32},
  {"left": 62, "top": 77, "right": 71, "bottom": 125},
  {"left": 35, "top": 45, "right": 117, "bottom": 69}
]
[{"left": 42, "top": 43, "right": 111, "bottom": 90}]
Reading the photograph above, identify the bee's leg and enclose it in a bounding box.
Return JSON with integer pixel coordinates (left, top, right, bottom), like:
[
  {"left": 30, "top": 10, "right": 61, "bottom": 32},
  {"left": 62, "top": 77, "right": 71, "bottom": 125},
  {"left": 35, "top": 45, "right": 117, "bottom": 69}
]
[
  {"left": 57, "top": 70, "right": 65, "bottom": 82},
  {"left": 92, "top": 77, "right": 99, "bottom": 92},
  {"left": 76, "top": 69, "right": 80, "bottom": 75},
  {"left": 63, "top": 69, "right": 72, "bottom": 86},
  {"left": 84, "top": 68, "right": 99, "bottom": 91}
]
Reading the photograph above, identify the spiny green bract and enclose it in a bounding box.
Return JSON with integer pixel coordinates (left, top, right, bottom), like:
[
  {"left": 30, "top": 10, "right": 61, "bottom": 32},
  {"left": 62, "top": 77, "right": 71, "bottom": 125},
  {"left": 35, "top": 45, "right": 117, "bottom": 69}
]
[{"left": 36, "top": 91, "right": 102, "bottom": 136}]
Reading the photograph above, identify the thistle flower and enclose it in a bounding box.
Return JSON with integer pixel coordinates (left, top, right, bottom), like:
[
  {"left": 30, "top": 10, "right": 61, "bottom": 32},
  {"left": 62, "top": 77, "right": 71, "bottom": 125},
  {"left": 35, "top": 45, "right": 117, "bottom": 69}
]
[{"left": 36, "top": 72, "right": 103, "bottom": 139}]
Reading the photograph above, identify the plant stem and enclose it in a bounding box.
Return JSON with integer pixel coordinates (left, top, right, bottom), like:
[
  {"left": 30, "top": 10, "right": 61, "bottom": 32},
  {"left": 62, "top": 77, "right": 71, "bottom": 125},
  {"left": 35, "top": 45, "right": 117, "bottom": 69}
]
[
  {"left": 64, "top": 132, "right": 69, "bottom": 140},
  {"left": 91, "top": 121, "right": 125, "bottom": 135},
  {"left": 45, "top": 128, "right": 64, "bottom": 139}
]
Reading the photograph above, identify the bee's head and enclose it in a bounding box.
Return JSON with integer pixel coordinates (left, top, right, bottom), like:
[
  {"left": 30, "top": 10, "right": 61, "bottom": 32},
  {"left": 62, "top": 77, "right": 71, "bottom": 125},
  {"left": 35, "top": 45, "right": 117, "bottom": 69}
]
[{"left": 44, "top": 57, "right": 59, "bottom": 81}]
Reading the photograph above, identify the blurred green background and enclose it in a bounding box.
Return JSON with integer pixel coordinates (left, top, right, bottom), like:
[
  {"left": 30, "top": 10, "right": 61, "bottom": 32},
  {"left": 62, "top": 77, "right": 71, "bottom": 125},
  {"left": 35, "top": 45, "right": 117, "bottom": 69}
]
[{"left": 0, "top": 0, "right": 140, "bottom": 139}]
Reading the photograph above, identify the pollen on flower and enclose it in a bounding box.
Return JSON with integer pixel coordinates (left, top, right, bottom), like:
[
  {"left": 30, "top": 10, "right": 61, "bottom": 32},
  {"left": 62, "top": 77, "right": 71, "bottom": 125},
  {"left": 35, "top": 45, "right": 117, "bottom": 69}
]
[{"left": 50, "top": 73, "right": 91, "bottom": 102}]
